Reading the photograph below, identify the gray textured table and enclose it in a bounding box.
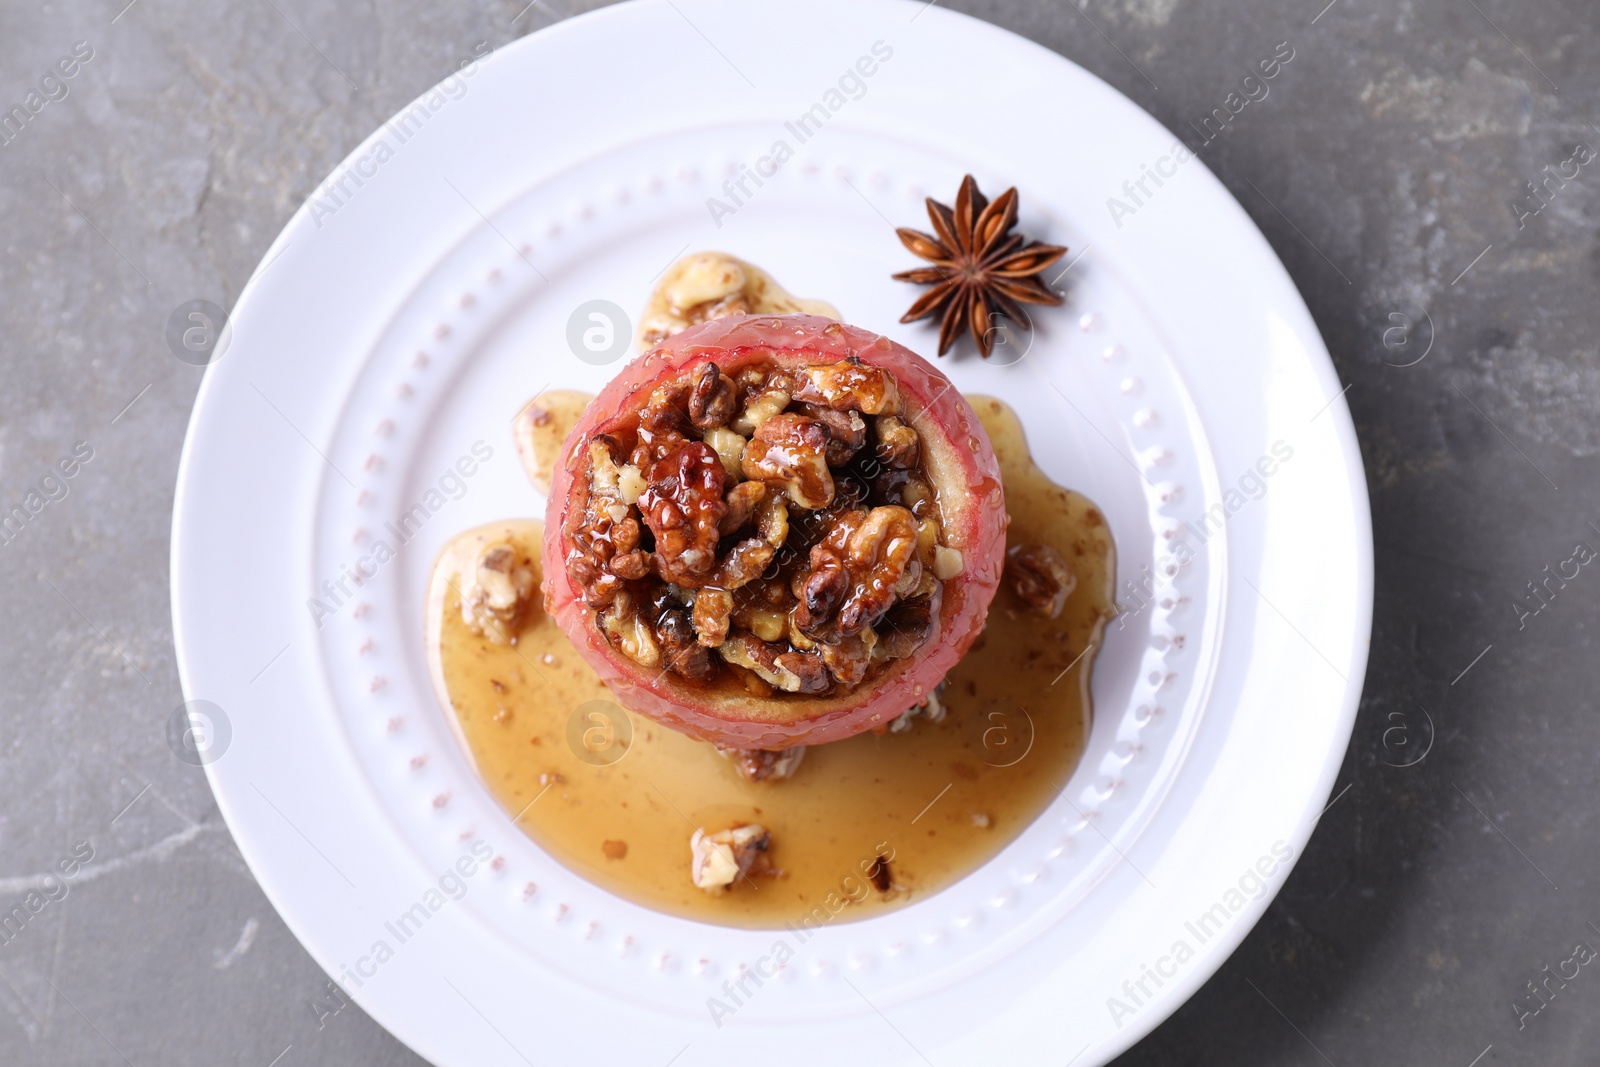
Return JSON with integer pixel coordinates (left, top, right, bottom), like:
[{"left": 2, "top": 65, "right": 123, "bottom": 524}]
[{"left": 2, "top": 0, "right": 1595, "bottom": 1064}]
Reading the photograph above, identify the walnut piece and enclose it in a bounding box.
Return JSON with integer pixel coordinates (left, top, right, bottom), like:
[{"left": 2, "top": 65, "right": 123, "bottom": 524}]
[
  {"left": 718, "top": 480, "right": 767, "bottom": 536},
  {"left": 610, "top": 550, "right": 651, "bottom": 580},
  {"left": 588, "top": 437, "right": 647, "bottom": 507},
  {"left": 742, "top": 606, "right": 787, "bottom": 642},
  {"left": 564, "top": 555, "right": 621, "bottom": 610},
  {"left": 704, "top": 426, "right": 747, "bottom": 480},
  {"left": 639, "top": 272, "right": 748, "bottom": 346},
  {"left": 717, "top": 632, "right": 830, "bottom": 693},
  {"left": 638, "top": 253, "right": 840, "bottom": 349},
  {"left": 874, "top": 582, "right": 942, "bottom": 660},
  {"left": 692, "top": 588, "right": 734, "bottom": 648},
  {"left": 665, "top": 254, "right": 746, "bottom": 312},
  {"left": 819, "top": 628, "right": 877, "bottom": 687},
  {"left": 689, "top": 363, "right": 739, "bottom": 429},
  {"left": 655, "top": 605, "right": 716, "bottom": 681},
  {"left": 873, "top": 414, "right": 920, "bottom": 468},
  {"left": 793, "top": 357, "right": 899, "bottom": 414},
  {"left": 900, "top": 476, "right": 934, "bottom": 519},
  {"left": 755, "top": 492, "right": 789, "bottom": 546},
  {"left": 711, "top": 538, "right": 775, "bottom": 589},
  {"left": 636, "top": 386, "right": 692, "bottom": 444},
  {"left": 715, "top": 745, "right": 807, "bottom": 782},
  {"left": 740, "top": 412, "right": 835, "bottom": 510},
  {"left": 599, "top": 591, "right": 661, "bottom": 668},
  {"left": 836, "top": 505, "right": 920, "bottom": 636},
  {"left": 1005, "top": 543, "right": 1074, "bottom": 618},
  {"left": 690, "top": 823, "right": 770, "bottom": 892},
  {"left": 638, "top": 441, "right": 727, "bottom": 588},
  {"left": 731, "top": 380, "right": 794, "bottom": 436},
  {"left": 459, "top": 542, "right": 536, "bottom": 643},
  {"left": 561, "top": 437, "right": 653, "bottom": 608},
  {"left": 798, "top": 403, "right": 867, "bottom": 467},
  {"left": 561, "top": 438, "right": 650, "bottom": 608}
]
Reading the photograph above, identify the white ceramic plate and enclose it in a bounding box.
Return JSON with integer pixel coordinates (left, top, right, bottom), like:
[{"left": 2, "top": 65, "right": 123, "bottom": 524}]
[{"left": 171, "top": 2, "right": 1371, "bottom": 1063}]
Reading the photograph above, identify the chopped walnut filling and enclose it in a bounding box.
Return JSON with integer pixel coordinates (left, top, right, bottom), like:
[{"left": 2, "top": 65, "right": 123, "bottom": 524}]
[
  {"left": 565, "top": 356, "right": 960, "bottom": 697},
  {"left": 460, "top": 542, "right": 536, "bottom": 643},
  {"left": 1005, "top": 543, "right": 1075, "bottom": 618},
  {"left": 690, "top": 823, "right": 770, "bottom": 892}
]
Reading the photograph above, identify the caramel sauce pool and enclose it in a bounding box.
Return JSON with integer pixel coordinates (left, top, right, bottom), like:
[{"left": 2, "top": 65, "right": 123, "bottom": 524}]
[
  {"left": 431, "top": 395, "right": 1114, "bottom": 927},
  {"left": 513, "top": 388, "right": 594, "bottom": 496}
]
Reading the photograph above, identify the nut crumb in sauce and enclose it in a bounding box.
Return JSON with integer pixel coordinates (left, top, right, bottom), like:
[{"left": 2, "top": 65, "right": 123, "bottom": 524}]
[
  {"left": 690, "top": 824, "right": 770, "bottom": 893},
  {"left": 1004, "top": 543, "right": 1075, "bottom": 619},
  {"left": 866, "top": 853, "right": 894, "bottom": 893},
  {"left": 459, "top": 541, "right": 536, "bottom": 643},
  {"left": 636, "top": 252, "right": 839, "bottom": 351},
  {"left": 715, "top": 744, "right": 807, "bottom": 783}
]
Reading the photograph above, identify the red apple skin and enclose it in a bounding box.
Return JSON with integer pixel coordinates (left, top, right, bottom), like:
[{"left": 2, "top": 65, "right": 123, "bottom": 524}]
[{"left": 542, "top": 314, "right": 1007, "bottom": 750}]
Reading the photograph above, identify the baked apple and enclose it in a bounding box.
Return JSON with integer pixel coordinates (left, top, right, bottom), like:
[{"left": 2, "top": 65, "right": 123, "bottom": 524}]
[{"left": 542, "top": 314, "right": 1006, "bottom": 749}]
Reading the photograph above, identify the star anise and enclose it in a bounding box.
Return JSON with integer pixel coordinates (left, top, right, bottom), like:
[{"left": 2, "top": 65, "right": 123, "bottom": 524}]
[{"left": 892, "top": 175, "right": 1067, "bottom": 358}]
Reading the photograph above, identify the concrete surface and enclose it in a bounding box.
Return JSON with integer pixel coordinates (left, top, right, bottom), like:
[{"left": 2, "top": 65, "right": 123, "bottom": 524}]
[{"left": 1, "top": 0, "right": 1596, "bottom": 1064}]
